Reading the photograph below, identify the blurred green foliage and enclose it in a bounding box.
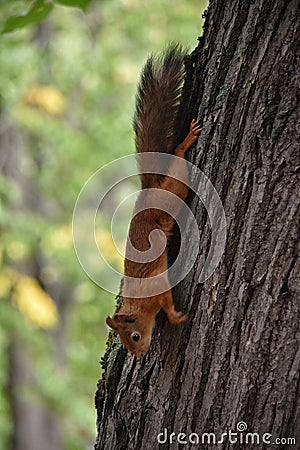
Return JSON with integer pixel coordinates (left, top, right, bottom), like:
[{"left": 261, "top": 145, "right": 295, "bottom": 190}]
[{"left": 0, "top": 0, "right": 206, "bottom": 448}]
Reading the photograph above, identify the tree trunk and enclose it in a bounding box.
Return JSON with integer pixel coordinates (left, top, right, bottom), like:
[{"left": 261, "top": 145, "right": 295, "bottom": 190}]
[{"left": 95, "top": 0, "right": 300, "bottom": 448}]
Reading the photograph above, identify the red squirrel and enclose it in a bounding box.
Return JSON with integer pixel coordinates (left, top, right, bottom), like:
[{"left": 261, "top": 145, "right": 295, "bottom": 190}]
[{"left": 106, "top": 44, "right": 202, "bottom": 358}]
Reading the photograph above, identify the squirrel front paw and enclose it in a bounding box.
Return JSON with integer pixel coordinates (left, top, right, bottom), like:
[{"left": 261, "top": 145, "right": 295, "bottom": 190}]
[
  {"left": 190, "top": 119, "right": 202, "bottom": 137},
  {"left": 168, "top": 310, "right": 187, "bottom": 325}
]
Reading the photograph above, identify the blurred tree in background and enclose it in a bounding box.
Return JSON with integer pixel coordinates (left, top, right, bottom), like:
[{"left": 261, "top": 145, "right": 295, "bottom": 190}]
[{"left": 0, "top": 1, "right": 206, "bottom": 448}]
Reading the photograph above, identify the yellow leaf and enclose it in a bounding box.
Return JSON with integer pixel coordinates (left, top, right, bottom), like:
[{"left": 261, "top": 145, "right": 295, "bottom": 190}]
[
  {"left": 6, "top": 240, "right": 26, "bottom": 260},
  {"left": 23, "top": 85, "right": 65, "bottom": 115},
  {"left": 13, "top": 276, "right": 59, "bottom": 329},
  {"left": 95, "top": 228, "right": 124, "bottom": 272},
  {"left": 47, "top": 224, "right": 73, "bottom": 249}
]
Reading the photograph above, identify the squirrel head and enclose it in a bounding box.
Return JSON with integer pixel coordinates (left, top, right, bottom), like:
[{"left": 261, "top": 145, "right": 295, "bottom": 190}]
[{"left": 106, "top": 313, "right": 155, "bottom": 358}]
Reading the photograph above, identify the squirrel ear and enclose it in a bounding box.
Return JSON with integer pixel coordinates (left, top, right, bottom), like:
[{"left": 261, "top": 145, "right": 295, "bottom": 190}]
[
  {"left": 106, "top": 314, "right": 137, "bottom": 330},
  {"left": 114, "top": 313, "right": 137, "bottom": 324},
  {"left": 106, "top": 316, "right": 118, "bottom": 330}
]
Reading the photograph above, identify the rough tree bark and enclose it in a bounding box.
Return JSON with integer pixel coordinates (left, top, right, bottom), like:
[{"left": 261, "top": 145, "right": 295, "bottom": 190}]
[{"left": 95, "top": 0, "right": 299, "bottom": 448}]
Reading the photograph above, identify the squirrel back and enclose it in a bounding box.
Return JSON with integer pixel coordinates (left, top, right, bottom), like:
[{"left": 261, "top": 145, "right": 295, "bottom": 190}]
[{"left": 133, "top": 43, "right": 188, "bottom": 188}]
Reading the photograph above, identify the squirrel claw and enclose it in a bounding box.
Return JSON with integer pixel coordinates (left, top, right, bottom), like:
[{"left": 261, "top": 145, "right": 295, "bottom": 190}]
[{"left": 190, "top": 119, "right": 202, "bottom": 137}]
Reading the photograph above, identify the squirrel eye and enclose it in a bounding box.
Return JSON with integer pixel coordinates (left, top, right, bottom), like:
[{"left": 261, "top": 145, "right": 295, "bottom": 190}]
[{"left": 131, "top": 332, "right": 141, "bottom": 342}]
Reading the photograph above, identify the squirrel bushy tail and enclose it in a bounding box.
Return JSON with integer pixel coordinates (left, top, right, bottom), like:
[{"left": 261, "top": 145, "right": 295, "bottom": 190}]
[{"left": 133, "top": 43, "right": 187, "bottom": 156}]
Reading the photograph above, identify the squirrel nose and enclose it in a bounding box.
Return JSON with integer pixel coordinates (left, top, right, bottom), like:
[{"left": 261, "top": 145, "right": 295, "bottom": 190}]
[{"left": 135, "top": 351, "right": 145, "bottom": 359}]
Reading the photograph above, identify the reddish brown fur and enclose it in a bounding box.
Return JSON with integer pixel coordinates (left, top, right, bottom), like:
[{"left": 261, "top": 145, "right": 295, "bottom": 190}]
[
  {"left": 106, "top": 120, "right": 202, "bottom": 357},
  {"left": 106, "top": 44, "right": 202, "bottom": 357}
]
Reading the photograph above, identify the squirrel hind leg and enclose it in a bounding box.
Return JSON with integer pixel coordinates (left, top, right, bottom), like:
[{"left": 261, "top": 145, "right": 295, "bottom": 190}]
[
  {"left": 168, "top": 310, "right": 187, "bottom": 324},
  {"left": 160, "top": 289, "right": 187, "bottom": 324}
]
